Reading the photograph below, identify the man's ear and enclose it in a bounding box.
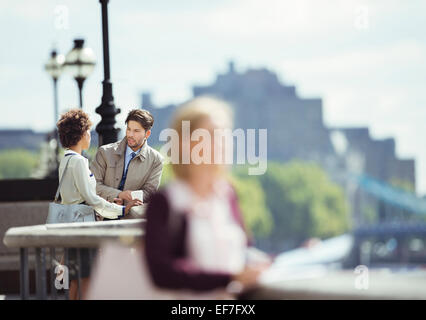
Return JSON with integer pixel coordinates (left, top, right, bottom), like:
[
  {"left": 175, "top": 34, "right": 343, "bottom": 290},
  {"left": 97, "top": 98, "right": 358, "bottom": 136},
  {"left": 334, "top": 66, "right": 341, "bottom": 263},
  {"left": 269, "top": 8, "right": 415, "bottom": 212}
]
[{"left": 146, "top": 130, "right": 151, "bottom": 139}]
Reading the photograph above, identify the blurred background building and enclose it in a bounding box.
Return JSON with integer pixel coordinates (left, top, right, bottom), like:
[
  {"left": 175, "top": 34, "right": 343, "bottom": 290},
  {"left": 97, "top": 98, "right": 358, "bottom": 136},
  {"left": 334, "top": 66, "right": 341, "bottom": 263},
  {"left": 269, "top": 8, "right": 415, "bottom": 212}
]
[{"left": 143, "top": 61, "right": 418, "bottom": 242}]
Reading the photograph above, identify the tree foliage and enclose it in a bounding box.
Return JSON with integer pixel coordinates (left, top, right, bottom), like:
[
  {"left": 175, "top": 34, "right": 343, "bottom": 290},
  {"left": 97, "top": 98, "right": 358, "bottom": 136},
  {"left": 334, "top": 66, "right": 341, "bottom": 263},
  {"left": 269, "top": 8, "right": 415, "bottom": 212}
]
[
  {"left": 0, "top": 149, "right": 39, "bottom": 179},
  {"left": 159, "top": 163, "right": 273, "bottom": 238},
  {"left": 159, "top": 161, "right": 349, "bottom": 247},
  {"left": 228, "top": 174, "right": 273, "bottom": 238},
  {"left": 257, "top": 161, "right": 350, "bottom": 244}
]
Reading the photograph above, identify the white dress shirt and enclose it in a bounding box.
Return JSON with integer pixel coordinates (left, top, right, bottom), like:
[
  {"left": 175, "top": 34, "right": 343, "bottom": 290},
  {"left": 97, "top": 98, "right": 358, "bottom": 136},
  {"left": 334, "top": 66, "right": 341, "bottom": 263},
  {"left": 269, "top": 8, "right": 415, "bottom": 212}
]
[
  {"left": 58, "top": 149, "right": 124, "bottom": 219},
  {"left": 123, "top": 145, "right": 141, "bottom": 175}
]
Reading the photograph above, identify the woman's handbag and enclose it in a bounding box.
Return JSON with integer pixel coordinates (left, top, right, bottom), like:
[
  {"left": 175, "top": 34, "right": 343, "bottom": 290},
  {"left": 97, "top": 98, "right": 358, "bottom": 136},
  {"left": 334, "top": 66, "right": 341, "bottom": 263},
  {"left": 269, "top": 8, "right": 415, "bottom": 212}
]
[{"left": 46, "top": 155, "right": 96, "bottom": 224}]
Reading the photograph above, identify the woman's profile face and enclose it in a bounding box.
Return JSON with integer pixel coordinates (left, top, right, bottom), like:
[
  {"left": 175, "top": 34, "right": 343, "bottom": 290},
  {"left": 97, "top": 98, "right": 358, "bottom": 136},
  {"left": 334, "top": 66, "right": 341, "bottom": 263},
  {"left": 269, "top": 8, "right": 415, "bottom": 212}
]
[{"left": 82, "top": 129, "right": 91, "bottom": 150}]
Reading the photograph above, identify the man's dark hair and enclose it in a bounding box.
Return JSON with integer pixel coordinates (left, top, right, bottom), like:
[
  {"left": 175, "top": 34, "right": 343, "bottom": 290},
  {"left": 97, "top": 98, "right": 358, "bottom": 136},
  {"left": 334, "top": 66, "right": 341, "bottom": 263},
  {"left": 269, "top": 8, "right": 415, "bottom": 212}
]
[
  {"left": 125, "top": 109, "right": 154, "bottom": 131},
  {"left": 56, "top": 109, "right": 92, "bottom": 148}
]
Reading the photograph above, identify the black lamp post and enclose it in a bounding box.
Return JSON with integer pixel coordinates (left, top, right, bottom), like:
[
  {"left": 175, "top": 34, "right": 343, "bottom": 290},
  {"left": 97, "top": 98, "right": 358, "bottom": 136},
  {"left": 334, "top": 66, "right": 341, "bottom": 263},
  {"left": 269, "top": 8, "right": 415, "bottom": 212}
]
[
  {"left": 44, "top": 49, "right": 65, "bottom": 171},
  {"left": 65, "top": 39, "right": 96, "bottom": 109},
  {"left": 95, "top": 0, "right": 121, "bottom": 146}
]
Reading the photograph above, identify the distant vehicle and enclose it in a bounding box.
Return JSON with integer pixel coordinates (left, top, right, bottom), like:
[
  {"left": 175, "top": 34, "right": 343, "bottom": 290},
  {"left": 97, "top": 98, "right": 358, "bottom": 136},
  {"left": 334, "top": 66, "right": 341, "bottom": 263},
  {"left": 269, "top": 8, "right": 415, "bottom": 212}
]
[{"left": 270, "top": 223, "right": 426, "bottom": 273}]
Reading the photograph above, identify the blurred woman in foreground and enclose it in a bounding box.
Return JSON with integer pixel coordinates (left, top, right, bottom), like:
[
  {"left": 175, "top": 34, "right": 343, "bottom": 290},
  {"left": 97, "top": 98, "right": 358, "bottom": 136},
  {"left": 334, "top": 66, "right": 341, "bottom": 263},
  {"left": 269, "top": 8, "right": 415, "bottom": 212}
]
[{"left": 144, "top": 96, "right": 270, "bottom": 298}]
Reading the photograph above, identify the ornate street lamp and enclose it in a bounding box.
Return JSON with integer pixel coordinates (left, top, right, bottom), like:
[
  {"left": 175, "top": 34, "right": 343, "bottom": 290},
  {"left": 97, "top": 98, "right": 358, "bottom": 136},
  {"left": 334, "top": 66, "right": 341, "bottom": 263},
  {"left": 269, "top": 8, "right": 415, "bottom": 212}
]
[
  {"left": 64, "top": 39, "right": 96, "bottom": 109},
  {"left": 95, "top": 0, "right": 121, "bottom": 146},
  {"left": 44, "top": 49, "right": 65, "bottom": 171}
]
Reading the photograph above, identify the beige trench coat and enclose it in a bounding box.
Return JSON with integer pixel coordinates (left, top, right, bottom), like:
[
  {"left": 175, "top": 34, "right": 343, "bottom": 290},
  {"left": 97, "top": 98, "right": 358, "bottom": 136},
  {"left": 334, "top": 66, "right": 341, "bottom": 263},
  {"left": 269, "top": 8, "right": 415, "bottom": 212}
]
[{"left": 90, "top": 138, "right": 164, "bottom": 204}]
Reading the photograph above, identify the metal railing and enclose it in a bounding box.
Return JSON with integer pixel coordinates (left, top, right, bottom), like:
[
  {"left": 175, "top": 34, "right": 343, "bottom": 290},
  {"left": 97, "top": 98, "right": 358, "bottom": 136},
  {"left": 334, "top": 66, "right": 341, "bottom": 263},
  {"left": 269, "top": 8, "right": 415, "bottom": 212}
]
[
  {"left": 3, "top": 219, "right": 144, "bottom": 300},
  {"left": 4, "top": 219, "right": 426, "bottom": 300}
]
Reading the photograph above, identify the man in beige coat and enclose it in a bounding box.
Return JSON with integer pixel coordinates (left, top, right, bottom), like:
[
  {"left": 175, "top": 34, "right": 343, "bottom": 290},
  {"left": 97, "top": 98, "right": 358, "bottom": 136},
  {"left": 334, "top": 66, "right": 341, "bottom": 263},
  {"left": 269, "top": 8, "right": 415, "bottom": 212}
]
[{"left": 90, "top": 109, "right": 164, "bottom": 219}]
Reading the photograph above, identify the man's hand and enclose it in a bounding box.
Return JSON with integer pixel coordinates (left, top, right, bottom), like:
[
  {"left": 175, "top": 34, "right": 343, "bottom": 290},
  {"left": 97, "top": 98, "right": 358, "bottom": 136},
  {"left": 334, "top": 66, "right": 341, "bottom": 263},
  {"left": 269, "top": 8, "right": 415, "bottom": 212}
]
[
  {"left": 124, "top": 199, "right": 144, "bottom": 215},
  {"left": 113, "top": 198, "right": 123, "bottom": 205},
  {"left": 118, "top": 190, "right": 133, "bottom": 201}
]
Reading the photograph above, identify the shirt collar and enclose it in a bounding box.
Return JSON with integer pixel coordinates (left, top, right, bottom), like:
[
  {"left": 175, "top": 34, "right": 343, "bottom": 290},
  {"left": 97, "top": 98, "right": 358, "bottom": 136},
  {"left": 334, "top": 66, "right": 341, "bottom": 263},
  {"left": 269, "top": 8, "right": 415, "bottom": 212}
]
[
  {"left": 126, "top": 140, "right": 149, "bottom": 159},
  {"left": 64, "top": 149, "right": 80, "bottom": 156},
  {"left": 125, "top": 145, "right": 141, "bottom": 159}
]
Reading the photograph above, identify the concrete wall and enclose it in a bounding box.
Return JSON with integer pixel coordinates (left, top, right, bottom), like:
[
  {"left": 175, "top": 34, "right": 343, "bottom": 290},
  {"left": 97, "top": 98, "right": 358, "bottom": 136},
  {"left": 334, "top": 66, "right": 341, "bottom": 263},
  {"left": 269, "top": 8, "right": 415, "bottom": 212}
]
[{"left": 0, "top": 201, "right": 49, "bottom": 271}]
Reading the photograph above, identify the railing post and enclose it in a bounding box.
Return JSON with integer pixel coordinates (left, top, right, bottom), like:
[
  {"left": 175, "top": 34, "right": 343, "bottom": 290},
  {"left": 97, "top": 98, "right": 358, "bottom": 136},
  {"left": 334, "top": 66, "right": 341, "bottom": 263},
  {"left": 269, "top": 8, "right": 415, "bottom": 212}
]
[
  {"left": 63, "top": 248, "right": 69, "bottom": 300},
  {"left": 49, "top": 247, "right": 57, "bottom": 300},
  {"left": 35, "top": 247, "right": 47, "bottom": 300},
  {"left": 20, "top": 248, "right": 29, "bottom": 300},
  {"left": 89, "top": 248, "right": 94, "bottom": 266},
  {"left": 76, "top": 248, "right": 82, "bottom": 300}
]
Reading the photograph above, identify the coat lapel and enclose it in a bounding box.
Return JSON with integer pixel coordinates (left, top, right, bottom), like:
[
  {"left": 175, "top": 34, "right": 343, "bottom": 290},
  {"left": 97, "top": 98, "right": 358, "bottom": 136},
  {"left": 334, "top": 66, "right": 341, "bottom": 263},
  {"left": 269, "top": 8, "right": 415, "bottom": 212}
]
[
  {"left": 114, "top": 139, "right": 127, "bottom": 187},
  {"left": 123, "top": 142, "right": 150, "bottom": 190}
]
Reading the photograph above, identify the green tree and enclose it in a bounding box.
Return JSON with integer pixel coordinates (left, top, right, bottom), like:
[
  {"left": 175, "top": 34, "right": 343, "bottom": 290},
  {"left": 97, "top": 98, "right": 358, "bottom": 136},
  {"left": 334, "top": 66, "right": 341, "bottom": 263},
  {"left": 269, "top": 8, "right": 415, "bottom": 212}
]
[
  {"left": 259, "top": 161, "right": 350, "bottom": 246},
  {"left": 84, "top": 146, "right": 99, "bottom": 161},
  {"left": 0, "top": 149, "right": 40, "bottom": 179},
  {"left": 159, "top": 163, "right": 174, "bottom": 187},
  {"left": 159, "top": 163, "right": 273, "bottom": 238},
  {"left": 229, "top": 174, "right": 273, "bottom": 238}
]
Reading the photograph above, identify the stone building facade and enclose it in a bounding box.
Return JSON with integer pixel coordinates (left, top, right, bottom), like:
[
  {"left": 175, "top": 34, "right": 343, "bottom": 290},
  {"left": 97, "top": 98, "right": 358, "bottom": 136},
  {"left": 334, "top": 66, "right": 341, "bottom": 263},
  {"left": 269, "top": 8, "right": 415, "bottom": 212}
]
[{"left": 142, "top": 62, "right": 417, "bottom": 226}]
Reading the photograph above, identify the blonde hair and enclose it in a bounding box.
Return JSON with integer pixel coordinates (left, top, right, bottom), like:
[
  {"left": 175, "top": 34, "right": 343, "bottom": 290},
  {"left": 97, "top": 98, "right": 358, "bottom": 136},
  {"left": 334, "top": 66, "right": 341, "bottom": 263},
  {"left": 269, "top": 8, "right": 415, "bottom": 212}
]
[{"left": 169, "top": 96, "right": 234, "bottom": 180}]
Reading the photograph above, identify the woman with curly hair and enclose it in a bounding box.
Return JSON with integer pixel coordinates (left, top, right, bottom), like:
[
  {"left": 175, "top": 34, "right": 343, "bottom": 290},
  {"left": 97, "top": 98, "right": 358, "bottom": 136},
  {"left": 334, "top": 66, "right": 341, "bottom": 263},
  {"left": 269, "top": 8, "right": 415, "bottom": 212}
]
[{"left": 56, "top": 109, "right": 142, "bottom": 299}]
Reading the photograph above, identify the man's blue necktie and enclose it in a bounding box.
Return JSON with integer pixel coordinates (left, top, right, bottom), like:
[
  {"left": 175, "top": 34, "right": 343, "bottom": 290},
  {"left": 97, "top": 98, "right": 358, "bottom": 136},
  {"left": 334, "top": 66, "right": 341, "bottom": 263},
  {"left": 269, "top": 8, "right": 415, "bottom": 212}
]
[{"left": 118, "top": 152, "right": 136, "bottom": 191}]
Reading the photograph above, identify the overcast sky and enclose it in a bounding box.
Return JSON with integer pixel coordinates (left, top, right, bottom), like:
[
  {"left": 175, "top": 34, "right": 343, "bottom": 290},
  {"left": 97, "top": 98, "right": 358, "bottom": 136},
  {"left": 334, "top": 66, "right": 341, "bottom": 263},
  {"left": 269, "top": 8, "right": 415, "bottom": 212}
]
[{"left": 1, "top": 0, "right": 425, "bottom": 195}]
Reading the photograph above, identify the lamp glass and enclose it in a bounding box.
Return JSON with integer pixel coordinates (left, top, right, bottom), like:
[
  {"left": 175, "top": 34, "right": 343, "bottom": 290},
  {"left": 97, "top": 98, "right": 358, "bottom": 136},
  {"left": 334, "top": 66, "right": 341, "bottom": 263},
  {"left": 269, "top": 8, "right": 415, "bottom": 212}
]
[
  {"left": 65, "top": 47, "right": 96, "bottom": 79},
  {"left": 45, "top": 54, "right": 65, "bottom": 79}
]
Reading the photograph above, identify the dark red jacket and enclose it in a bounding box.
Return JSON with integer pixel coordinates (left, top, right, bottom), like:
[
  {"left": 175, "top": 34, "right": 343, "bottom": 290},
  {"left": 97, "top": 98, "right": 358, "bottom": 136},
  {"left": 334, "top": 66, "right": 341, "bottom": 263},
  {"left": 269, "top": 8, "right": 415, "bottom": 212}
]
[{"left": 144, "top": 186, "right": 249, "bottom": 291}]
